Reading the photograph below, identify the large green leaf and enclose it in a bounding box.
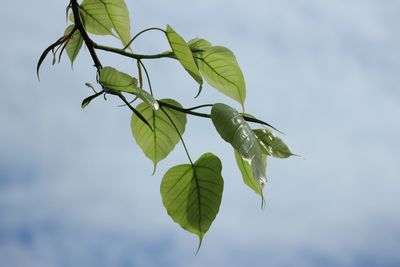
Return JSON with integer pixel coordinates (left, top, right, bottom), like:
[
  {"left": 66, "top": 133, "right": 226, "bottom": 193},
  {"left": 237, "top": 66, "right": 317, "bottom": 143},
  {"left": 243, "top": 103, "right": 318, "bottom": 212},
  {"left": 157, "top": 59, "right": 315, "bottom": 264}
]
[
  {"left": 165, "top": 25, "right": 203, "bottom": 89},
  {"left": 131, "top": 99, "right": 187, "bottom": 172},
  {"left": 64, "top": 25, "right": 83, "bottom": 67},
  {"left": 72, "top": 0, "right": 132, "bottom": 48},
  {"left": 99, "top": 66, "right": 158, "bottom": 110},
  {"left": 254, "top": 129, "right": 295, "bottom": 158},
  {"left": 211, "top": 103, "right": 266, "bottom": 187},
  {"left": 194, "top": 46, "right": 246, "bottom": 109},
  {"left": 160, "top": 153, "right": 223, "bottom": 250}
]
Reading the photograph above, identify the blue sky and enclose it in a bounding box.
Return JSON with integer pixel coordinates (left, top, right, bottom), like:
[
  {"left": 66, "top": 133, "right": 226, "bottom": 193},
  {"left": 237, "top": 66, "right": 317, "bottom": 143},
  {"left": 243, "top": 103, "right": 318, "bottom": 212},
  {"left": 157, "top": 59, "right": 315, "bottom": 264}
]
[{"left": 1, "top": 0, "right": 400, "bottom": 266}]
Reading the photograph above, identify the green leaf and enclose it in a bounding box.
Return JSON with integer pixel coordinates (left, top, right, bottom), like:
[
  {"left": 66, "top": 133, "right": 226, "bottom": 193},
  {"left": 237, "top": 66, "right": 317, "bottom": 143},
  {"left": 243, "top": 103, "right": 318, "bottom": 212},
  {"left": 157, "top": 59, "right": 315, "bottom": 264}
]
[
  {"left": 72, "top": 0, "right": 132, "bottom": 48},
  {"left": 103, "top": 0, "right": 132, "bottom": 48},
  {"left": 211, "top": 103, "right": 266, "bottom": 187},
  {"left": 194, "top": 46, "right": 246, "bottom": 109},
  {"left": 73, "top": 0, "right": 115, "bottom": 36},
  {"left": 131, "top": 99, "right": 187, "bottom": 173},
  {"left": 188, "top": 38, "right": 212, "bottom": 51},
  {"left": 234, "top": 149, "right": 265, "bottom": 198},
  {"left": 99, "top": 66, "right": 159, "bottom": 110},
  {"left": 254, "top": 129, "right": 295, "bottom": 158},
  {"left": 160, "top": 153, "right": 223, "bottom": 250},
  {"left": 64, "top": 25, "right": 83, "bottom": 67},
  {"left": 165, "top": 25, "right": 203, "bottom": 90}
]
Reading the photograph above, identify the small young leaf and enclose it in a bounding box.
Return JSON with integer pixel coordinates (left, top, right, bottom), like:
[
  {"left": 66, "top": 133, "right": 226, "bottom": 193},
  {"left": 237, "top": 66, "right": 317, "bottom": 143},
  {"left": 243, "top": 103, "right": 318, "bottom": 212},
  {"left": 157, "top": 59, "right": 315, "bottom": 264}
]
[
  {"left": 188, "top": 38, "right": 212, "bottom": 51},
  {"left": 254, "top": 129, "right": 295, "bottom": 158},
  {"left": 131, "top": 99, "right": 187, "bottom": 173},
  {"left": 64, "top": 25, "right": 83, "bottom": 66},
  {"left": 194, "top": 46, "right": 246, "bottom": 109},
  {"left": 160, "top": 153, "right": 223, "bottom": 251},
  {"left": 165, "top": 25, "right": 203, "bottom": 91},
  {"left": 211, "top": 103, "right": 266, "bottom": 187},
  {"left": 99, "top": 66, "right": 158, "bottom": 110},
  {"left": 234, "top": 149, "right": 265, "bottom": 198}
]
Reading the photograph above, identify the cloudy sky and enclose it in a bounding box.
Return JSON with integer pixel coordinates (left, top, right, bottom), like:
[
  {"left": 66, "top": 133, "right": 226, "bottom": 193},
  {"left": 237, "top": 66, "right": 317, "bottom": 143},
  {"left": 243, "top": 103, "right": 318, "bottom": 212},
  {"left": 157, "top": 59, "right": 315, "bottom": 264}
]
[{"left": 1, "top": 0, "right": 400, "bottom": 266}]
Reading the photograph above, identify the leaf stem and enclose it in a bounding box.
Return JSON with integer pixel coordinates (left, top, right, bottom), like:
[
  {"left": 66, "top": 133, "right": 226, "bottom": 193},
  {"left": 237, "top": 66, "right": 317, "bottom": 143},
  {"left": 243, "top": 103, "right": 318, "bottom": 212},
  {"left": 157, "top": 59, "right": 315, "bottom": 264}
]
[
  {"left": 137, "top": 60, "right": 154, "bottom": 96},
  {"left": 160, "top": 107, "right": 193, "bottom": 165},
  {"left": 123, "top": 27, "right": 166, "bottom": 50},
  {"left": 94, "top": 43, "right": 175, "bottom": 60}
]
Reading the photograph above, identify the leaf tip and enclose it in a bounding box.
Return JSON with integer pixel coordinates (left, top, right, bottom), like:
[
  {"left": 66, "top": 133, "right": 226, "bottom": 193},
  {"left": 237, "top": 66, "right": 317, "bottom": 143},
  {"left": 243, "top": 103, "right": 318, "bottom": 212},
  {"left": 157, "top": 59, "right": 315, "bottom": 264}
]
[
  {"left": 194, "top": 84, "right": 202, "bottom": 98},
  {"left": 194, "top": 235, "right": 204, "bottom": 255}
]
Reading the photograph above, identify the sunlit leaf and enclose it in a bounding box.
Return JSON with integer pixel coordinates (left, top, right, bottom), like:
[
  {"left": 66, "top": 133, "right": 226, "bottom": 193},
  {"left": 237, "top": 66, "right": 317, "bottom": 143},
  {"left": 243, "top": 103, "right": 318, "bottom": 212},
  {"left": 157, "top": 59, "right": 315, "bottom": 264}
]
[
  {"left": 234, "top": 149, "right": 266, "bottom": 198},
  {"left": 160, "top": 153, "right": 223, "bottom": 251},
  {"left": 99, "top": 66, "right": 158, "bottom": 110},
  {"left": 64, "top": 25, "right": 83, "bottom": 67},
  {"left": 103, "top": 0, "right": 132, "bottom": 48},
  {"left": 73, "top": 0, "right": 115, "bottom": 36},
  {"left": 254, "top": 129, "right": 295, "bottom": 158},
  {"left": 166, "top": 25, "right": 203, "bottom": 89},
  {"left": 211, "top": 103, "right": 266, "bottom": 187},
  {"left": 194, "top": 46, "right": 246, "bottom": 109},
  {"left": 188, "top": 38, "right": 212, "bottom": 51},
  {"left": 131, "top": 99, "right": 187, "bottom": 173},
  {"left": 71, "top": 0, "right": 132, "bottom": 48}
]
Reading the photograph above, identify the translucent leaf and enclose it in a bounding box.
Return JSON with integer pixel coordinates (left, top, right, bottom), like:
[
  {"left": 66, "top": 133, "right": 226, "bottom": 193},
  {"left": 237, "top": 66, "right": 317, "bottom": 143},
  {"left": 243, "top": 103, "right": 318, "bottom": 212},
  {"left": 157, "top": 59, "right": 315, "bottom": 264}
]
[
  {"left": 188, "top": 38, "right": 212, "bottom": 51},
  {"left": 160, "top": 153, "right": 223, "bottom": 251},
  {"left": 211, "top": 103, "right": 266, "bottom": 187},
  {"left": 64, "top": 25, "right": 83, "bottom": 66},
  {"left": 254, "top": 129, "right": 295, "bottom": 158},
  {"left": 74, "top": 0, "right": 115, "bottom": 36},
  {"left": 194, "top": 46, "right": 246, "bottom": 109},
  {"left": 131, "top": 99, "right": 187, "bottom": 173},
  {"left": 72, "top": 0, "right": 132, "bottom": 48},
  {"left": 234, "top": 149, "right": 266, "bottom": 198},
  {"left": 99, "top": 66, "right": 158, "bottom": 110},
  {"left": 165, "top": 25, "right": 203, "bottom": 88},
  {"left": 103, "top": 0, "right": 132, "bottom": 48}
]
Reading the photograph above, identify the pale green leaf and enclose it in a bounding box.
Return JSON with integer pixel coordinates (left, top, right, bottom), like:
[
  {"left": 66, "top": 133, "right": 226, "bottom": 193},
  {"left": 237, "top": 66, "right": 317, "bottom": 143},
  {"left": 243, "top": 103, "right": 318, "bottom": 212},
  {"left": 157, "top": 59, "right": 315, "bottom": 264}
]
[
  {"left": 103, "top": 0, "right": 132, "bottom": 48},
  {"left": 71, "top": 0, "right": 132, "bottom": 48},
  {"left": 194, "top": 46, "right": 246, "bottom": 109},
  {"left": 234, "top": 149, "right": 265, "bottom": 198},
  {"left": 99, "top": 66, "right": 158, "bottom": 110},
  {"left": 211, "top": 103, "right": 266, "bottom": 187},
  {"left": 131, "top": 99, "right": 187, "bottom": 172},
  {"left": 64, "top": 25, "right": 83, "bottom": 66},
  {"left": 74, "top": 0, "right": 115, "bottom": 36},
  {"left": 188, "top": 38, "right": 212, "bottom": 51},
  {"left": 254, "top": 129, "right": 295, "bottom": 158},
  {"left": 160, "top": 153, "right": 223, "bottom": 250},
  {"left": 166, "top": 25, "right": 203, "bottom": 87}
]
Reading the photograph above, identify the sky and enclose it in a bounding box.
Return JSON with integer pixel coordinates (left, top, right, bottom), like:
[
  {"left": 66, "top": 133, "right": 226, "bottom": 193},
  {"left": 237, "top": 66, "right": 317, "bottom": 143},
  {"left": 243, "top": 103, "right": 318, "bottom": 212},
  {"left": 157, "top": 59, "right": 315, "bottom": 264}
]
[{"left": 1, "top": 0, "right": 400, "bottom": 266}]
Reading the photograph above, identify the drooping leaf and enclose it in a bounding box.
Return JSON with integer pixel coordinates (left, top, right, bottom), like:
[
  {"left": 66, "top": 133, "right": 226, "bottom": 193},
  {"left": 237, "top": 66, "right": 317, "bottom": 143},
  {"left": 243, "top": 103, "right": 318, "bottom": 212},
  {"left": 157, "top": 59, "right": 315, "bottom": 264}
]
[
  {"left": 64, "top": 25, "right": 83, "bottom": 66},
  {"left": 160, "top": 153, "right": 223, "bottom": 250},
  {"left": 99, "top": 66, "right": 158, "bottom": 110},
  {"left": 194, "top": 46, "right": 246, "bottom": 109},
  {"left": 188, "top": 38, "right": 212, "bottom": 52},
  {"left": 131, "top": 99, "right": 187, "bottom": 173},
  {"left": 103, "top": 0, "right": 132, "bottom": 48},
  {"left": 165, "top": 25, "right": 203, "bottom": 90},
  {"left": 211, "top": 103, "right": 266, "bottom": 187},
  {"left": 254, "top": 129, "right": 295, "bottom": 158},
  {"left": 234, "top": 149, "right": 266, "bottom": 198},
  {"left": 71, "top": 0, "right": 132, "bottom": 48}
]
